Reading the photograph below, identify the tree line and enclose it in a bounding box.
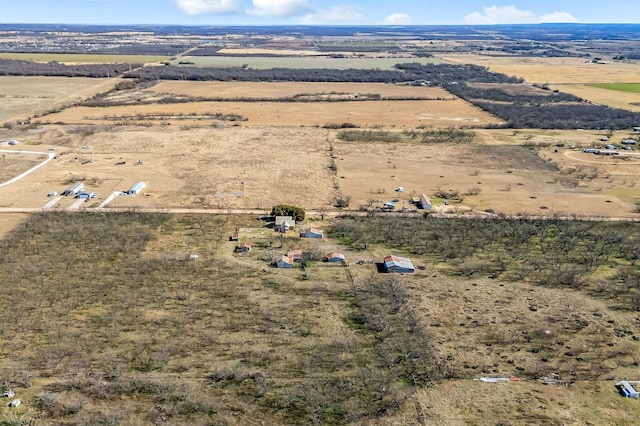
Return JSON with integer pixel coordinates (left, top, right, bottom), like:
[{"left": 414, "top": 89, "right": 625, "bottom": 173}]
[{"left": 0, "top": 59, "right": 140, "bottom": 78}]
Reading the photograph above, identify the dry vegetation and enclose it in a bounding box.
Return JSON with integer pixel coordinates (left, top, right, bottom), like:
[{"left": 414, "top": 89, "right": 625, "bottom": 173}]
[
  {"left": 0, "top": 125, "right": 336, "bottom": 211},
  {"left": 0, "top": 76, "right": 117, "bottom": 123},
  {"left": 1, "top": 212, "right": 640, "bottom": 424},
  {"left": 334, "top": 129, "right": 640, "bottom": 217},
  {"left": 42, "top": 98, "right": 500, "bottom": 128},
  {"left": 441, "top": 55, "right": 640, "bottom": 84}
]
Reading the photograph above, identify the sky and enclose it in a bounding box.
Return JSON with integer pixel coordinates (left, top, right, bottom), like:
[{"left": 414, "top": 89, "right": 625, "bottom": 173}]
[{"left": 0, "top": 0, "right": 638, "bottom": 26}]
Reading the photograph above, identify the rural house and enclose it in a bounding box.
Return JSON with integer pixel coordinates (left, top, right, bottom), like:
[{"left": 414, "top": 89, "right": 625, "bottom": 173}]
[
  {"left": 276, "top": 255, "right": 294, "bottom": 268},
  {"left": 325, "top": 253, "right": 346, "bottom": 263},
  {"left": 275, "top": 216, "right": 295, "bottom": 233},
  {"left": 287, "top": 249, "right": 303, "bottom": 261},
  {"left": 302, "top": 227, "right": 323, "bottom": 238},
  {"left": 383, "top": 255, "right": 415, "bottom": 273}
]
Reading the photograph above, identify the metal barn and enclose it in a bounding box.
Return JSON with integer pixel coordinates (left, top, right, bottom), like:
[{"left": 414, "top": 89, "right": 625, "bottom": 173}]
[{"left": 127, "top": 181, "right": 146, "bottom": 195}]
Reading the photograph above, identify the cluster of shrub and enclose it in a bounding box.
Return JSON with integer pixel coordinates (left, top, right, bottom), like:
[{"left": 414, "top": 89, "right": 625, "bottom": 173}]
[
  {"left": 331, "top": 216, "right": 640, "bottom": 309},
  {"left": 124, "top": 62, "right": 520, "bottom": 85},
  {"left": 0, "top": 59, "right": 139, "bottom": 78}
]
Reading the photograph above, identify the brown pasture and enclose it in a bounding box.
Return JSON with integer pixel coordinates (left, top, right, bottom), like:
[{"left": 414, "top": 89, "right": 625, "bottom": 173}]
[
  {"left": 43, "top": 98, "right": 501, "bottom": 128},
  {"left": 441, "top": 54, "right": 640, "bottom": 84},
  {"left": 549, "top": 83, "right": 640, "bottom": 112},
  {"left": 0, "top": 76, "right": 118, "bottom": 123},
  {"left": 334, "top": 129, "right": 640, "bottom": 217},
  {"left": 0, "top": 125, "right": 336, "bottom": 211},
  {"left": 151, "top": 81, "right": 453, "bottom": 99}
]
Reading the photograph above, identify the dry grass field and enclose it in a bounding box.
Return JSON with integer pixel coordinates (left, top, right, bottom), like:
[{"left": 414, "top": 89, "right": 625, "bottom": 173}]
[
  {"left": 441, "top": 54, "right": 640, "bottom": 84},
  {"left": 0, "top": 125, "right": 336, "bottom": 211},
  {"left": 151, "top": 81, "right": 453, "bottom": 99},
  {"left": 0, "top": 52, "right": 169, "bottom": 64},
  {"left": 168, "top": 55, "right": 446, "bottom": 69},
  {"left": 548, "top": 84, "right": 640, "bottom": 112},
  {"left": 334, "top": 129, "right": 640, "bottom": 217},
  {"left": 43, "top": 99, "right": 500, "bottom": 128},
  {"left": 0, "top": 76, "right": 117, "bottom": 123}
]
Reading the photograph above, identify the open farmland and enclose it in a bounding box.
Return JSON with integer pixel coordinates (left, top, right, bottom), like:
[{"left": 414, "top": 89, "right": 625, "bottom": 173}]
[
  {"left": 334, "top": 129, "right": 640, "bottom": 217},
  {"left": 43, "top": 98, "right": 501, "bottom": 128},
  {"left": 0, "top": 125, "right": 336, "bottom": 211},
  {"left": 168, "top": 55, "right": 446, "bottom": 69},
  {"left": 588, "top": 83, "right": 640, "bottom": 93},
  {"left": 150, "top": 81, "right": 454, "bottom": 100},
  {"left": 441, "top": 55, "right": 640, "bottom": 84},
  {"left": 549, "top": 84, "right": 640, "bottom": 113},
  {"left": 0, "top": 76, "right": 117, "bottom": 122},
  {"left": 0, "top": 52, "right": 169, "bottom": 64}
]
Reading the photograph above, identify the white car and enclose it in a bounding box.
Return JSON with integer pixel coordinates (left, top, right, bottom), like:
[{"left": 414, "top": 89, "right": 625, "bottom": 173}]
[{"left": 7, "top": 140, "right": 18, "bottom": 145}]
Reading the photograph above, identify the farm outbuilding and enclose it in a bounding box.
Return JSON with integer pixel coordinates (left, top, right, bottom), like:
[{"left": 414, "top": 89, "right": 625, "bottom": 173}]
[
  {"left": 287, "top": 249, "right": 303, "bottom": 261},
  {"left": 229, "top": 231, "right": 239, "bottom": 241},
  {"left": 127, "top": 181, "right": 147, "bottom": 195},
  {"left": 383, "top": 255, "right": 415, "bottom": 273},
  {"left": 325, "top": 253, "right": 346, "bottom": 263},
  {"left": 302, "top": 228, "right": 323, "bottom": 238},
  {"left": 77, "top": 191, "right": 96, "bottom": 200},
  {"left": 276, "top": 255, "right": 294, "bottom": 268},
  {"left": 616, "top": 381, "right": 640, "bottom": 398},
  {"left": 236, "top": 242, "right": 251, "bottom": 253},
  {"left": 419, "top": 194, "right": 432, "bottom": 211},
  {"left": 62, "top": 182, "right": 84, "bottom": 196}
]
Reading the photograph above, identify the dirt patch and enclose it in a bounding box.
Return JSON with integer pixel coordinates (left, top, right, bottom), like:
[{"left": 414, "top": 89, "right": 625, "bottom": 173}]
[{"left": 0, "top": 213, "right": 28, "bottom": 239}]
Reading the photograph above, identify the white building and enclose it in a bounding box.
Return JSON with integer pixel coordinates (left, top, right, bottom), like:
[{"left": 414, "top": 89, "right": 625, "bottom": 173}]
[{"left": 127, "top": 181, "right": 146, "bottom": 195}]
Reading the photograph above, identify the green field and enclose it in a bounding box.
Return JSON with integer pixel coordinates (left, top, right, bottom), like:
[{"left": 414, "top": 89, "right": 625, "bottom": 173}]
[
  {"left": 170, "top": 55, "right": 447, "bottom": 69},
  {"left": 0, "top": 52, "right": 169, "bottom": 64},
  {"left": 588, "top": 83, "right": 640, "bottom": 93}
]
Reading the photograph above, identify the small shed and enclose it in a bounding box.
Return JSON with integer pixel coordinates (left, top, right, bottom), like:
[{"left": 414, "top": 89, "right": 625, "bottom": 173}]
[
  {"left": 275, "top": 216, "right": 295, "bottom": 233},
  {"left": 127, "top": 181, "right": 147, "bottom": 195},
  {"left": 77, "top": 191, "right": 96, "bottom": 200},
  {"left": 276, "top": 255, "right": 294, "bottom": 268},
  {"left": 302, "top": 227, "right": 323, "bottom": 239},
  {"left": 287, "top": 249, "right": 303, "bottom": 261},
  {"left": 229, "top": 231, "right": 239, "bottom": 241},
  {"left": 616, "top": 381, "right": 640, "bottom": 398},
  {"left": 383, "top": 255, "right": 415, "bottom": 273},
  {"left": 325, "top": 253, "right": 346, "bottom": 263},
  {"left": 419, "top": 194, "right": 432, "bottom": 211},
  {"left": 236, "top": 242, "right": 251, "bottom": 253},
  {"left": 62, "top": 182, "right": 84, "bottom": 196}
]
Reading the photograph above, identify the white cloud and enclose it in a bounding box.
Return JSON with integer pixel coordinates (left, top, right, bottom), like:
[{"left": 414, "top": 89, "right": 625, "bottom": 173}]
[
  {"left": 385, "top": 13, "right": 411, "bottom": 25},
  {"left": 299, "top": 6, "right": 366, "bottom": 24},
  {"left": 174, "top": 0, "right": 240, "bottom": 15},
  {"left": 463, "top": 5, "right": 577, "bottom": 25},
  {"left": 247, "top": 0, "right": 312, "bottom": 17},
  {"left": 539, "top": 12, "right": 578, "bottom": 23}
]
